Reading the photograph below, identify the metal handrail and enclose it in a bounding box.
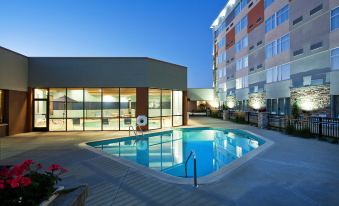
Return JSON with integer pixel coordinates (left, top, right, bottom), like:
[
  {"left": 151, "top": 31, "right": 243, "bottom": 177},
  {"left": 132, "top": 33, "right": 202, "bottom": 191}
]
[
  {"left": 184, "top": 150, "right": 198, "bottom": 187},
  {"left": 128, "top": 126, "right": 138, "bottom": 136},
  {"left": 128, "top": 125, "right": 144, "bottom": 136}
]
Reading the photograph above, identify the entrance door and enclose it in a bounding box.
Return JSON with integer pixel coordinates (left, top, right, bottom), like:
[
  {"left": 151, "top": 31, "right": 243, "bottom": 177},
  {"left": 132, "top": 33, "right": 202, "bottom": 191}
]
[{"left": 33, "top": 89, "right": 49, "bottom": 131}]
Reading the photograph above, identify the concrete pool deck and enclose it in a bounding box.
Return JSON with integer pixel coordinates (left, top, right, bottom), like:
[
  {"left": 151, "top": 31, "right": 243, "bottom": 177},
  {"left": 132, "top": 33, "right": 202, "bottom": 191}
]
[{"left": 0, "top": 117, "right": 339, "bottom": 205}]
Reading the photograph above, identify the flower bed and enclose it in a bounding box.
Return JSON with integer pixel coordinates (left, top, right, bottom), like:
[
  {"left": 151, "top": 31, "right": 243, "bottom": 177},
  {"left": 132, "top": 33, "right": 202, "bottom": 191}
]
[{"left": 0, "top": 160, "right": 67, "bottom": 206}]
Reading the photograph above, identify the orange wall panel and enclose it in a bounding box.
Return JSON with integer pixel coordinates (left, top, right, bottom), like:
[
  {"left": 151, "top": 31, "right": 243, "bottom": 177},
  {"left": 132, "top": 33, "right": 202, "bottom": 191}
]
[
  {"left": 247, "top": 0, "right": 264, "bottom": 33},
  {"left": 226, "top": 28, "right": 235, "bottom": 49},
  {"left": 136, "top": 87, "right": 148, "bottom": 131},
  {"left": 8, "top": 90, "right": 28, "bottom": 135}
]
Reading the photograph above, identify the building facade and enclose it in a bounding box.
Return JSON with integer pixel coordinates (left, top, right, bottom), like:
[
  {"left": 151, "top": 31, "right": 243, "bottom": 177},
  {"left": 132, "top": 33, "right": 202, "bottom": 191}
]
[
  {"left": 0, "top": 47, "right": 188, "bottom": 136},
  {"left": 211, "top": 0, "right": 339, "bottom": 117}
]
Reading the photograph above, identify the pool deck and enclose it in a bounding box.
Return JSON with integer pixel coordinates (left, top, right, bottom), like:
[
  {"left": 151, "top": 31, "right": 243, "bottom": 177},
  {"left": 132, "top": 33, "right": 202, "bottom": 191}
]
[{"left": 1, "top": 117, "right": 339, "bottom": 205}]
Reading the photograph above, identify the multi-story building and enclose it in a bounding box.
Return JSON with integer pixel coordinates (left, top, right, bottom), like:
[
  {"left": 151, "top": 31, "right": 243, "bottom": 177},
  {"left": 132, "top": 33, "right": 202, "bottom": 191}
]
[{"left": 211, "top": 0, "right": 339, "bottom": 117}]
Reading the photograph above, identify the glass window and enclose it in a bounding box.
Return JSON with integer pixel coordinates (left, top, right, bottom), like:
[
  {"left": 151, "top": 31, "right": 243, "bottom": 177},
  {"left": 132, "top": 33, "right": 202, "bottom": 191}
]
[
  {"left": 103, "top": 88, "right": 119, "bottom": 130},
  {"left": 84, "top": 88, "right": 102, "bottom": 130},
  {"left": 331, "top": 7, "right": 339, "bottom": 31},
  {"left": 331, "top": 48, "right": 339, "bottom": 70},
  {"left": 149, "top": 88, "right": 161, "bottom": 118},
  {"left": 120, "top": 88, "right": 136, "bottom": 130},
  {"left": 277, "top": 5, "right": 289, "bottom": 25},
  {"left": 67, "top": 88, "right": 84, "bottom": 131},
  {"left": 162, "top": 90, "right": 172, "bottom": 117},
  {"left": 34, "top": 89, "right": 48, "bottom": 99},
  {"left": 265, "top": 14, "right": 276, "bottom": 33},
  {"left": 149, "top": 117, "right": 161, "bottom": 130},
  {"left": 49, "top": 88, "right": 66, "bottom": 131},
  {"left": 266, "top": 64, "right": 290, "bottom": 83},
  {"left": 173, "top": 91, "right": 183, "bottom": 116}
]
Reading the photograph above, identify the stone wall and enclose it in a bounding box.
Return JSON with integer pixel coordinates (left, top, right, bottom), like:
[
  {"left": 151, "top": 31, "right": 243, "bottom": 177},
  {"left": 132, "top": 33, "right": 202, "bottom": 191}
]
[
  {"left": 248, "top": 92, "right": 266, "bottom": 110},
  {"left": 226, "top": 95, "right": 237, "bottom": 109},
  {"left": 290, "top": 85, "right": 331, "bottom": 115}
]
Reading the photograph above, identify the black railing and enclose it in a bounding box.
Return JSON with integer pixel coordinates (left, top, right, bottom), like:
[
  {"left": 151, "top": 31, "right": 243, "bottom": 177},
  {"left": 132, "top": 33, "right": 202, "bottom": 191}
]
[{"left": 185, "top": 150, "right": 198, "bottom": 188}]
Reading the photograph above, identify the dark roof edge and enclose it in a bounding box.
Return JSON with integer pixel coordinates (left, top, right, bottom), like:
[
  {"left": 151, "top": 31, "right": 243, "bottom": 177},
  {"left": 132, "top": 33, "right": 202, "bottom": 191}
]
[{"left": 0, "top": 46, "right": 28, "bottom": 58}]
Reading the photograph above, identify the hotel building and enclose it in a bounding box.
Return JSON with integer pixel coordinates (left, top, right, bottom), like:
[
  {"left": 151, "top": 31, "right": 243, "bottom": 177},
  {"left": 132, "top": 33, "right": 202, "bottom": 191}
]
[
  {"left": 0, "top": 46, "right": 187, "bottom": 136},
  {"left": 211, "top": 0, "right": 339, "bottom": 117}
]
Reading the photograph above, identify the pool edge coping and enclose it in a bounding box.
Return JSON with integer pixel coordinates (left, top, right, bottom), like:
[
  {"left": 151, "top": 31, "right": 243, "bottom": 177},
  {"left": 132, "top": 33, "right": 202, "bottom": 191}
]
[{"left": 79, "top": 127, "right": 274, "bottom": 185}]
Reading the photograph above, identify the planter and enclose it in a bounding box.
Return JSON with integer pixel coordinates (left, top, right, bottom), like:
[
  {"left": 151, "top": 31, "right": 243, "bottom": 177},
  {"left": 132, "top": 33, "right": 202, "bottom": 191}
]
[{"left": 39, "top": 186, "right": 64, "bottom": 206}]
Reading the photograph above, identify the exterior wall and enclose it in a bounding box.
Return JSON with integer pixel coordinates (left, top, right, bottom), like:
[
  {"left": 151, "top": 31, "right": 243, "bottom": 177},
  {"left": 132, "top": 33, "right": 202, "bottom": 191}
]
[
  {"left": 29, "top": 58, "right": 187, "bottom": 91},
  {"left": 226, "top": 28, "right": 235, "bottom": 49},
  {"left": 0, "top": 47, "right": 28, "bottom": 91},
  {"left": 7, "top": 90, "right": 28, "bottom": 135},
  {"left": 187, "top": 88, "right": 215, "bottom": 101}
]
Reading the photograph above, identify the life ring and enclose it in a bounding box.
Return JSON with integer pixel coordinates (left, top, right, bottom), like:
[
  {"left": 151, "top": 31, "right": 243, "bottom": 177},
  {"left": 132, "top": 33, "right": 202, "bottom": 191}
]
[{"left": 136, "top": 115, "right": 148, "bottom": 126}]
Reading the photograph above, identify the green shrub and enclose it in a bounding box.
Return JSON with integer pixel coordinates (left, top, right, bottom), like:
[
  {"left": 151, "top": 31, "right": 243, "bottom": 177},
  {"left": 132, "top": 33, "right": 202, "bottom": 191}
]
[{"left": 286, "top": 124, "right": 296, "bottom": 135}]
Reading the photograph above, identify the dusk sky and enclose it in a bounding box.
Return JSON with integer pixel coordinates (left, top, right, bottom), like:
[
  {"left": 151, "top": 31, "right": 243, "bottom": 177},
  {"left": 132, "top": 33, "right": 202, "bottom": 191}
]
[{"left": 0, "top": 0, "right": 226, "bottom": 88}]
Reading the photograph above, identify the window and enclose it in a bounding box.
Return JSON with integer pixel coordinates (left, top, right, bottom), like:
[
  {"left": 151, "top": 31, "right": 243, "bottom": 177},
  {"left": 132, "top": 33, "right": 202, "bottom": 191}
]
[
  {"left": 161, "top": 90, "right": 172, "bottom": 128},
  {"left": 265, "top": 0, "right": 275, "bottom": 9},
  {"left": 235, "top": 36, "right": 248, "bottom": 53},
  {"left": 0, "top": 90, "right": 4, "bottom": 124},
  {"left": 276, "top": 5, "right": 289, "bottom": 25},
  {"left": 266, "top": 64, "right": 290, "bottom": 83},
  {"left": 234, "top": 0, "right": 248, "bottom": 17},
  {"left": 303, "top": 76, "right": 312, "bottom": 86},
  {"left": 120, "top": 88, "right": 136, "bottom": 130},
  {"left": 49, "top": 88, "right": 66, "bottom": 131},
  {"left": 102, "top": 88, "right": 119, "bottom": 130},
  {"left": 265, "top": 34, "right": 289, "bottom": 59},
  {"left": 265, "top": 14, "right": 276, "bottom": 33},
  {"left": 67, "top": 88, "right": 84, "bottom": 131},
  {"left": 217, "top": 37, "right": 226, "bottom": 49},
  {"left": 331, "top": 48, "right": 339, "bottom": 70},
  {"left": 235, "top": 16, "right": 247, "bottom": 34},
  {"left": 236, "top": 76, "right": 249, "bottom": 89},
  {"left": 217, "top": 51, "right": 226, "bottom": 65},
  {"left": 84, "top": 88, "right": 102, "bottom": 130},
  {"left": 266, "top": 5, "right": 289, "bottom": 33},
  {"left": 173, "top": 91, "right": 183, "bottom": 126},
  {"left": 236, "top": 55, "right": 248, "bottom": 71},
  {"left": 331, "top": 7, "right": 339, "bottom": 31},
  {"left": 149, "top": 88, "right": 161, "bottom": 130}
]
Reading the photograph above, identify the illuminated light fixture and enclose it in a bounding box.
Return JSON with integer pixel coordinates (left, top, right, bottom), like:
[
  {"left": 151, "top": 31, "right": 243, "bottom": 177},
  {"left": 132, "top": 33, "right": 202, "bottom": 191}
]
[
  {"left": 300, "top": 98, "right": 315, "bottom": 111},
  {"left": 252, "top": 101, "right": 261, "bottom": 110},
  {"left": 227, "top": 101, "right": 235, "bottom": 109}
]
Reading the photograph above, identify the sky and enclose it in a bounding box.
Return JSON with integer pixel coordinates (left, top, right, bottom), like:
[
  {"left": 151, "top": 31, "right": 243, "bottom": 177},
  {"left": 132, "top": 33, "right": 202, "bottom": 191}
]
[{"left": 0, "top": 0, "right": 226, "bottom": 88}]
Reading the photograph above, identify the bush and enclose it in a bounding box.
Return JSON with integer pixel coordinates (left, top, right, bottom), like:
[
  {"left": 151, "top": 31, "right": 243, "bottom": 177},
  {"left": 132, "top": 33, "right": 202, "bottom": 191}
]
[
  {"left": 286, "top": 124, "right": 296, "bottom": 135},
  {"left": 0, "top": 160, "right": 67, "bottom": 206}
]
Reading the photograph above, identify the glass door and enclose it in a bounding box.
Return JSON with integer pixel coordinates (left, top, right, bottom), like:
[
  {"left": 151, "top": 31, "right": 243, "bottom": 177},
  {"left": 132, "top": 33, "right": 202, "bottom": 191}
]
[{"left": 33, "top": 89, "right": 49, "bottom": 131}]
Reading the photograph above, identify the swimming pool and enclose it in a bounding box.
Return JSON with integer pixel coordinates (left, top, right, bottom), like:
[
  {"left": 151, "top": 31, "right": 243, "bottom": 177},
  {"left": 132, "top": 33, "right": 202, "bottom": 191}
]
[{"left": 87, "top": 127, "right": 265, "bottom": 178}]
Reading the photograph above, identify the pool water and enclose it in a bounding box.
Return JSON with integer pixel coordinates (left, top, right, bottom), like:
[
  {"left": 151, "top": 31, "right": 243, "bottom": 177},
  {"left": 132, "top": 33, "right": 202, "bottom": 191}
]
[{"left": 87, "top": 128, "right": 264, "bottom": 178}]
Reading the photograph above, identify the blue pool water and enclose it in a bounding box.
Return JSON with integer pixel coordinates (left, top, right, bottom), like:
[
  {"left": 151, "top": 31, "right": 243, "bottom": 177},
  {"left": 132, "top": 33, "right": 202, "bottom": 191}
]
[{"left": 87, "top": 128, "right": 265, "bottom": 178}]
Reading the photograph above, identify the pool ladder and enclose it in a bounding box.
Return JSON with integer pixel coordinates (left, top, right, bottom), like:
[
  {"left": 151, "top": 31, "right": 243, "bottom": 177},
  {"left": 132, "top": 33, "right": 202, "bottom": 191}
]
[
  {"left": 128, "top": 126, "right": 144, "bottom": 137},
  {"left": 185, "top": 150, "right": 198, "bottom": 188}
]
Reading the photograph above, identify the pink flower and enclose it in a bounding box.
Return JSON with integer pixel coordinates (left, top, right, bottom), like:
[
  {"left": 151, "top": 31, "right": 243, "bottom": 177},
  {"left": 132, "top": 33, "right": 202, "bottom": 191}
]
[
  {"left": 8, "top": 178, "right": 20, "bottom": 189},
  {"left": 21, "top": 177, "right": 32, "bottom": 187},
  {"left": 0, "top": 179, "right": 4, "bottom": 189},
  {"left": 48, "top": 164, "right": 61, "bottom": 171}
]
